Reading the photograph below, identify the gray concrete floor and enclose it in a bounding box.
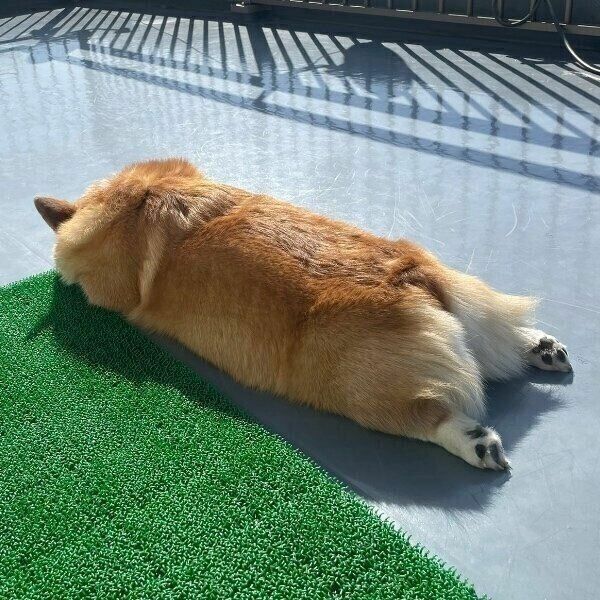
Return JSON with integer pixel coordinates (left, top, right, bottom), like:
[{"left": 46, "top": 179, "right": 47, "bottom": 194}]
[{"left": 1, "top": 7, "right": 599, "bottom": 598}]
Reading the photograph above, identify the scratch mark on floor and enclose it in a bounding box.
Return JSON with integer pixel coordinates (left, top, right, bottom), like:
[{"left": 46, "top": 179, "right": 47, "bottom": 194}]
[
  {"left": 465, "top": 247, "right": 476, "bottom": 273},
  {"left": 542, "top": 297, "right": 600, "bottom": 315},
  {"left": 505, "top": 203, "right": 518, "bottom": 237},
  {"left": 484, "top": 248, "right": 494, "bottom": 272}
]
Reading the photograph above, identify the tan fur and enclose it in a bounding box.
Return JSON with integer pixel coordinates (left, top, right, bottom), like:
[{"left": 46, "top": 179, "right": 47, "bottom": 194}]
[{"left": 37, "top": 158, "right": 542, "bottom": 461}]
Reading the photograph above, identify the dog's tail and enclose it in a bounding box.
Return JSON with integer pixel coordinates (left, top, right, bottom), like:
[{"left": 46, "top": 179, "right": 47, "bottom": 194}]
[{"left": 442, "top": 269, "right": 537, "bottom": 380}]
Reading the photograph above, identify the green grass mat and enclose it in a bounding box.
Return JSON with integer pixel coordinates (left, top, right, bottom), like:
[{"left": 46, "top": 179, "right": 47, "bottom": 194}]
[{"left": 0, "top": 272, "right": 480, "bottom": 599}]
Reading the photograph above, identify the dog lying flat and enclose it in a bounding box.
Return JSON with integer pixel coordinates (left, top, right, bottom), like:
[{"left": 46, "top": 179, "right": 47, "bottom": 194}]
[{"left": 34, "top": 158, "right": 571, "bottom": 470}]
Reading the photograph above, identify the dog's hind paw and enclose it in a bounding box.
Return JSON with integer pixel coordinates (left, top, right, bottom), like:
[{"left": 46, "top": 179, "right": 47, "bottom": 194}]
[
  {"left": 432, "top": 416, "right": 511, "bottom": 471},
  {"left": 526, "top": 331, "right": 572, "bottom": 373},
  {"left": 464, "top": 425, "right": 510, "bottom": 471}
]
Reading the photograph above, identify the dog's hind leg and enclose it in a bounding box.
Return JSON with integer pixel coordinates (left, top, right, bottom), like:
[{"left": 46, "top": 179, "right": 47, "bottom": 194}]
[
  {"left": 404, "top": 328, "right": 510, "bottom": 470},
  {"left": 359, "top": 396, "right": 510, "bottom": 471},
  {"left": 341, "top": 307, "right": 509, "bottom": 469},
  {"left": 445, "top": 271, "right": 572, "bottom": 379}
]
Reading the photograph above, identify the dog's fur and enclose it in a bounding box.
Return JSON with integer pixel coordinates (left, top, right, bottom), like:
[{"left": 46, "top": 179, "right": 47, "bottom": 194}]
[{"left": 35, "top": 158, "right": 572, "bottom": 470}]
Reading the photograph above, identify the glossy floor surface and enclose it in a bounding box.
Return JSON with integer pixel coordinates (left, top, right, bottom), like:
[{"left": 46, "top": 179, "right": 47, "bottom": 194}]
[{"left": 1, "top": 7, "right": 599, "bottom": 599}]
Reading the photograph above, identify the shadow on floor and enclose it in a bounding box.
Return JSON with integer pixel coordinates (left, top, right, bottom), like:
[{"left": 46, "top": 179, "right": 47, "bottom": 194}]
[
  {"left": 157, "top": 332, "right": 570, "bottom": 512},
  {"left": 1, "top": 7, "right": 599, "bottom": 192},
  {"left": 28, "top": 272, "right": 570, "bottom": 514}
]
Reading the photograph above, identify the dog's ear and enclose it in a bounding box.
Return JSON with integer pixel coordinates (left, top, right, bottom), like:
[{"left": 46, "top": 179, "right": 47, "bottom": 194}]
[{"left": 34, "top": 196, "right": 76, "bottom": 231}]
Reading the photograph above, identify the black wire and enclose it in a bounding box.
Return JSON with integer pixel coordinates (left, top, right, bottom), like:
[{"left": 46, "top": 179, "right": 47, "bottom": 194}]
[
  {"left": 493, "top": 0, "right": 543, "bottom": 27},
  {"left": 492, "top": 0, "right": 600, "bottom": 78}
]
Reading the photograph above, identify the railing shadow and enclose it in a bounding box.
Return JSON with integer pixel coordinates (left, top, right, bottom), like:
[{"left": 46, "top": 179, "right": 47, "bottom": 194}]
[{"left": 1, "top": 7, "right": 598, "bottom": 192}]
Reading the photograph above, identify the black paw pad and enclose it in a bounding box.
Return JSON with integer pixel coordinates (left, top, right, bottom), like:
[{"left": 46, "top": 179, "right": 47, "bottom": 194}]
[
  {"left": 539, "top": 337, "right": 554, "bottom": 350},
  {"left": 475, "top": 444, "right": 486, "bottom": 460},
  {"left": 556, "top": 349, "right": 567, "bottom": 362},
  {"left": 541, "top": 353, "right": 553, "bottom": 365},
  {"left": 489, "top": 443, "right": 501, "bottom": 465},
  {"left": 466, "top": 426, "right": 486, "bottom": 439}
]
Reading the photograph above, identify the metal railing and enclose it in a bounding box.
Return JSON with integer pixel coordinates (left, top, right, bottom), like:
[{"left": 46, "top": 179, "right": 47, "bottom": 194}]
[{"left": 232, "top": 0, "right": 600, "bottom": 35}]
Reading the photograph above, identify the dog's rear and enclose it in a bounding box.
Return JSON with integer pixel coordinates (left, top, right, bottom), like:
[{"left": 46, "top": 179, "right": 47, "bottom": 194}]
[{"left": 35, "top": 158, "right": 571, "bottom": 470}]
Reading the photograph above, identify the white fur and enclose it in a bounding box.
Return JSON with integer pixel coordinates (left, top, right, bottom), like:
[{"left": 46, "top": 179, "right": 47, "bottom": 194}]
[
  {"left": 138, "top": 228, "right": 166, "bottom": 307},
  {"left": 443, "top": 314, "right": 486, "bottom": 420},
  {"left": 417, "top": 271, "right": 572, "bottom": 469},
  {"left": 426, "top": 413, "right": 509, "bottom": 470},
  {"left": 520, "top": 328, "right": 572, "bottom": 372},
  {"left": 445, "top": 272, "right": 536, "bottom": 381}
]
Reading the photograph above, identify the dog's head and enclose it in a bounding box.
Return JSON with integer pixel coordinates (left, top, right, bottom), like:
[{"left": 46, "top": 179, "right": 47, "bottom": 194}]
[{"left": 35, "top": 158, "right": 203, "bottom": 313}]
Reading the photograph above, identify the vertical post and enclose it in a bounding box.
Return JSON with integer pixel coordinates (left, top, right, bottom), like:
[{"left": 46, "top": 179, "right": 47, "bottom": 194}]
[
  {"left": 564, "top": 0, "right": 573, "bottom": 24},
  {"left": 438, "top": 0, "right": 445, "bottom": 12},
  {"left": 466, "top": 0, "right": 473, "bottom": 16}
]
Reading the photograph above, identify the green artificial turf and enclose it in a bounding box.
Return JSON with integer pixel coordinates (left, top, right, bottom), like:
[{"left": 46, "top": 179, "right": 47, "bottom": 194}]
[{"left": 0, "top": 272, "right": 481, "bottom": 599}]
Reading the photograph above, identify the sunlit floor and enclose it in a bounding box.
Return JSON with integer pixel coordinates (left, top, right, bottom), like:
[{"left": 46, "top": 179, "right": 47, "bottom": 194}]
[{"left": 1, "top": 6, "right": 599, "bottom": 598}]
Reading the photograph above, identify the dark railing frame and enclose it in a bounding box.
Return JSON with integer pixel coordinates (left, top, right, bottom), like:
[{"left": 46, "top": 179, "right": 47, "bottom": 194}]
[{"left": 232, "top": 0, "right": 600, "bottom": 35}]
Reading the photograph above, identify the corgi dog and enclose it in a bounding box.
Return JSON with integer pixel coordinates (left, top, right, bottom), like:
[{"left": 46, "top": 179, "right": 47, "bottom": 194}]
[{"left": 34, "top": 158, "right": 571, "bottom": 470}]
